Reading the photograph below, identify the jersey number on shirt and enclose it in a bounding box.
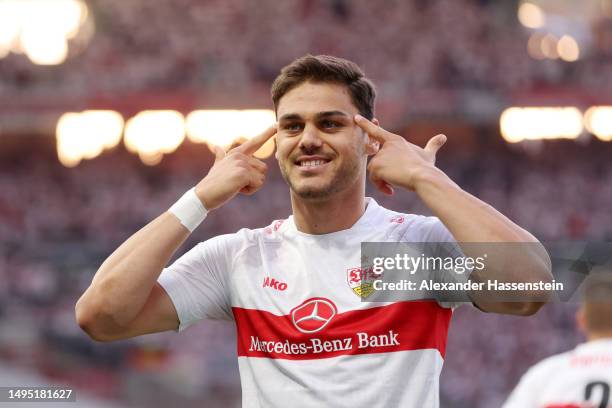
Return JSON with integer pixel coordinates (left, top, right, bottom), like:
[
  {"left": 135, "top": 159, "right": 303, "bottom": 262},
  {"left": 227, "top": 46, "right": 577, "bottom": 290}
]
[{"left": 585, "top": 381, "right": 610, "bottom": 408}]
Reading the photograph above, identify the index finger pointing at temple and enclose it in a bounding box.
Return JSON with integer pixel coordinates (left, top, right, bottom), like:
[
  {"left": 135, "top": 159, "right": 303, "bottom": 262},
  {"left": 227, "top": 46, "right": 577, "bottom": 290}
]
[
  {"left": 354, "top": 115, "right": 393, "bottom": 143},
  {"left": 236, "top": 124, "right": 278, "bottom": 156}
]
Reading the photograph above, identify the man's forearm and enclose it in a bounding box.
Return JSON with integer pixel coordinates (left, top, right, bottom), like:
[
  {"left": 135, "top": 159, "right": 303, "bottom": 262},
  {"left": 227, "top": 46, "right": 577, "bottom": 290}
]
[
  {"left": 412, "top": 166, "right": 553, "bottom": 313},
  {"left": 76, "top": 212, "right": 189, "bottom": 328},
  {"left": 412, "top": 167, "right": 536, "bottom": 244}
]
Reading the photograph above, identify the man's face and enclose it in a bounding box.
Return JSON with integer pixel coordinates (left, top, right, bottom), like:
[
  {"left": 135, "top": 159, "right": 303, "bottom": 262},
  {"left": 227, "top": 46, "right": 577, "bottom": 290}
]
[{"left": 276, "top": 81, "right": 370, "bottom": 200}]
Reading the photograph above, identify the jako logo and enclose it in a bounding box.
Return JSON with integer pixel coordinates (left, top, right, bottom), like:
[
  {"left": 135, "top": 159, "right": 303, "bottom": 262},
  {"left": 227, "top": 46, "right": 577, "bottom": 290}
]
[
  {"left": 262, "top": 277, "right": 288, "bottom": 291},
  {"left": 290, "top": 298, "right": 337, "bottom": 334}
]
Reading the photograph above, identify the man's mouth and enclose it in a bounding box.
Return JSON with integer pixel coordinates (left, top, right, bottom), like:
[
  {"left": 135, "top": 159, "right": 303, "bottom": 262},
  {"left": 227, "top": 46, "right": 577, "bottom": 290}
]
[
  {"left": 294, "top": 156, "right": 332, "bottom": 169},
  {"left": 297, "top": 159, "right": 330, "bottom": 168}
]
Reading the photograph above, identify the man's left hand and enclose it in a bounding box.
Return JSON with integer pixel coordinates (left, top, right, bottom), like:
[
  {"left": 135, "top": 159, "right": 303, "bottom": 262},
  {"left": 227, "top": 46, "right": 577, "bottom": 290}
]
[{"left": 354, "top": 114, "right": 447, "bottom": 194}]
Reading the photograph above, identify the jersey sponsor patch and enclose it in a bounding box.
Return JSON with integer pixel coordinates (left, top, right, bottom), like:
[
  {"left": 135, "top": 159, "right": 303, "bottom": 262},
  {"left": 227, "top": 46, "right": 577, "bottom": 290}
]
[
  {"left": 233, "top": 300, "right": 451, "bottom": 360},
  {"left": 290, "top": 298, "right": 337, "bottom": 334}
]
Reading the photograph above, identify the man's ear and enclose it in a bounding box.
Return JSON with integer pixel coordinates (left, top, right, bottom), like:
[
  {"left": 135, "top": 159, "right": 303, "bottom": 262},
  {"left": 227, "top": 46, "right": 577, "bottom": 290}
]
[{"left": 365, "top": 117, "right": 381, "bottom": 155}]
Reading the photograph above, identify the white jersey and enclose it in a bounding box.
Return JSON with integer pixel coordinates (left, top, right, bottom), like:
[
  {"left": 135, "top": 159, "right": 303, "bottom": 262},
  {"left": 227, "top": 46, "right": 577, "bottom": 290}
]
[
  {"left": 503, "top": 339, "right": 612, "bottom": 408},
  {"left": 158, "top": 198, "right": 461, "bottom": 408}
]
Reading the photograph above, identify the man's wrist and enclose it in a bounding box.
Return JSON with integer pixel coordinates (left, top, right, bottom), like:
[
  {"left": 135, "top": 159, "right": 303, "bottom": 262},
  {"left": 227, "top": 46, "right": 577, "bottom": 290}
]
[
  {"left": 411, "top": 166, "right": 455, "bottom": 193},
  {"left": 195, "top": 182, "right": 220, "bottom": 211},
  {"left": 168, "top": 188, "right": 209, "bottom": 232}
]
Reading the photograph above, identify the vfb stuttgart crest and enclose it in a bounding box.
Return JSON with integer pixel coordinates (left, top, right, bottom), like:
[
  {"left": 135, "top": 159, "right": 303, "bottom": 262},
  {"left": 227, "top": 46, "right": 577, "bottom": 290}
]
[{"left": 347, "top": 266, "right": 378, "bottom": 299}]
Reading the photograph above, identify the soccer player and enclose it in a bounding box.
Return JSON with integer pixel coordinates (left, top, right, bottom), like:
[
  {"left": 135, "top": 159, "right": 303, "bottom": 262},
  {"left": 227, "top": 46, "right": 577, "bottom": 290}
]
[
  {"left": 503, "top": 272, "right": 612, "bottom": 408},
  {"left": 76, "top": 55, "right": 552, "bottom": 407}
]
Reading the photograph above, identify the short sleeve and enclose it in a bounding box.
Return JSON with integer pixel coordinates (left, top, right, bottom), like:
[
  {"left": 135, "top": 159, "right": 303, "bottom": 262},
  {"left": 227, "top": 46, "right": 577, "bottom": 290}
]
[
  {"left": 418, "top": 216, "right": 463, "bottom": 255},
  {"left": 402, "top": 216, "right": 473, "bottom": 309},
  {"left": 157, "top": 235, "right": 235, "bottom": 332}
]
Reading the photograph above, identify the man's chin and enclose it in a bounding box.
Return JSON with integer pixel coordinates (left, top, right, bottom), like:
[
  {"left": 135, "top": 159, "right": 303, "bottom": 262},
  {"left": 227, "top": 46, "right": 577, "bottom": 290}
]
[{"left": 290, "top": 182, "right": 336, "bottom": 200}]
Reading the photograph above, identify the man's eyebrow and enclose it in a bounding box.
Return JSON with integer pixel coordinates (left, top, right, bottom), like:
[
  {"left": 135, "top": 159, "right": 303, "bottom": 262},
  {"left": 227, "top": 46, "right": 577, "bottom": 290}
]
[
  {"left": 278, "top": 113, "right": 302, "bottom": 122},
  {"left": 316, "top": 111, "right": 350, "bottom": 119},
  {"left": 278, "top": 111, "right": 350, "bottom": 122}
]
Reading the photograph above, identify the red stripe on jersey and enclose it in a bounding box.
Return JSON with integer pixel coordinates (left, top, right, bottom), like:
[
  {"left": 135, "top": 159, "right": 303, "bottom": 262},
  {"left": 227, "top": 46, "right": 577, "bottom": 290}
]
[
  {"left": 545, "top": 405, "right": 582, "bottom": 408},
  {"left": 233, "top": 301, "right": 451, "bottom": 360}
]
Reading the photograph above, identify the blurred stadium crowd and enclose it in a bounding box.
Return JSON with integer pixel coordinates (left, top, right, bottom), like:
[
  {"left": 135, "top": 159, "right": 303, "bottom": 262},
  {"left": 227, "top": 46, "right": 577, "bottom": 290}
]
[{"left": 2, "top": 0, "right": 612, "bottom": 99}]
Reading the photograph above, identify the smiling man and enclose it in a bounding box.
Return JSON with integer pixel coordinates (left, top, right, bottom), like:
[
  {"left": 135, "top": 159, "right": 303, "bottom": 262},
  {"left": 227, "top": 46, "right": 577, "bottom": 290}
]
[{"left": 75, "top": 55, "right": 552, "bottom": 408}]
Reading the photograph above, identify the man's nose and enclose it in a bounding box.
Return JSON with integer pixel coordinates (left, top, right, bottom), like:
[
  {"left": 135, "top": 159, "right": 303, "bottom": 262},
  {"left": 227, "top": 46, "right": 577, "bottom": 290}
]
[{"left": 299, "top": 125, "right": 323, "bottom": 151}]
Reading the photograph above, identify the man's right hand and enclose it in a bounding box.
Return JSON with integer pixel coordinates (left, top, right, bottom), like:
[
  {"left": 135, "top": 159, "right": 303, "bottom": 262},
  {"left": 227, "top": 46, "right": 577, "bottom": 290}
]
[{"left": 195, "top": 125, "right": 277, "bottom": 210}]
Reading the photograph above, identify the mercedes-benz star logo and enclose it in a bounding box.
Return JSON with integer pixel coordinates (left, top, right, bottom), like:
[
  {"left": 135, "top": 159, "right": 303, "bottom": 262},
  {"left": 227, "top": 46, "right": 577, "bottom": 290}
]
[{"left": 290, "top": 298, "right": 337, "bottom": 334}]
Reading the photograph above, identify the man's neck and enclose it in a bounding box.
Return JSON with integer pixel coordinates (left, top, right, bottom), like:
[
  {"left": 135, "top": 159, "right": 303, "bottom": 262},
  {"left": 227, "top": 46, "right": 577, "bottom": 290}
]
[
  {"left": 587, "top": 332, "right": 612, "bottom": 342},
  {"left": 290, "top": 188, "right": 367, "bottom": 235}
]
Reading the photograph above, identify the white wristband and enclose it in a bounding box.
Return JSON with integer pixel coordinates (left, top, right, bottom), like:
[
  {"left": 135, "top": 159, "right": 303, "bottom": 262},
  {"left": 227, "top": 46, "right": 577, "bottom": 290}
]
[{"left": 168, "top": 187, "right": 208, "bottom": 232}]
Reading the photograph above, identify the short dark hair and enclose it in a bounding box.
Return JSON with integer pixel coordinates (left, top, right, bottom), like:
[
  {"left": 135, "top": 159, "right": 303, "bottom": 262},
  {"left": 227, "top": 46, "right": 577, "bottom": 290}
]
[
  {"left": 582, "top": 272, "right": 612, "bottom": 332},
  {"left": 271, "top": 55, "right": 376, "bottom": 119}
]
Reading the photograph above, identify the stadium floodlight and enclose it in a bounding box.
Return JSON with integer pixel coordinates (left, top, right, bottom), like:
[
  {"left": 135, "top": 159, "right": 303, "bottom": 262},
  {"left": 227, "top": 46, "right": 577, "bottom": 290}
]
[
  {"left": 0, "top": 0, "right": 90, "bottom": 65},
  {"left": 21, "top": 29, "right": 68, "bottom": 66},
  {"left": 139, "top": 151, "right": 164, "bottom": 167},
  {"left": 80, "top": 110, "right": 125, "bottom": 150},
  {"left": 518, "top": 2, "right": 545, "bottom": 29},
  {"left": 19, "top": 0, "right": 84, "bottom": 39},
  {"left": 57, "top": 113, "right": 84, "bottom": 167},
  {"left": 239, "top": 110, "right": 277, "bottom": 159},
  {"left": 186, "top": 110, "right": 245, "bottom": 149},
  {"left": 186, "top": 109, "right": 276, "bottom": 158},
  {"left": 60, "top": 0, "right": 87, "bottom": 39},
  {"left": 500, "top": 107, "right": 583, "bottom": 143},
  {"left": 0, "top": 1, "right": 21, "bottom": 59},
  {"left": 124, "top": 110, "right": 185, "bottom": 164},
  {"left": 57, "top": 108, "right": 276, "bottom": 167},
  {"left": 239, "top": 110, "right": 277, "bottom": 139},
  {"left": 527, "top": 33, "right": 546, "bottom": 60},
  {"left": 584, "top": 106, "right": 612, "bottom": 142},
  {"left": 57, "top": 112, "right": 104, "bottom": 165},
  {"left": 557, "top": 35, "right": 580, "bottom": 62},
  {"left": 56, "top": 110, "right": 125, "bottom": 167},
  {"left": 540, "top": 34, "right": 559, "bottom": 60}
]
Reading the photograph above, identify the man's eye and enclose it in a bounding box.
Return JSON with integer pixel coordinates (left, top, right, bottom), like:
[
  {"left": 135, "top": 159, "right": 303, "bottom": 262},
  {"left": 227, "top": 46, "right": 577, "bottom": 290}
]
[
  {"left": 321, "top": 120, "right": 340, "bottom": 129},
  {"left": 284, "top": 123, "right": 303, "bottom": 132}
]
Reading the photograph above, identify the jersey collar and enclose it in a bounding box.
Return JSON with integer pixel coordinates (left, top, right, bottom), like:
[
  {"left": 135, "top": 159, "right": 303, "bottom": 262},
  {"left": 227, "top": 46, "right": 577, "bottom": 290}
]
[{"left": 284, "top": 197, "right": 380, "bottom": 239}]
